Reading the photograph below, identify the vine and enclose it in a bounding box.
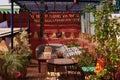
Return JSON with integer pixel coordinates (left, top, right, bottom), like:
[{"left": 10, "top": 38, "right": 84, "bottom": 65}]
[{"left": 84, "top": 0, "right": 120, "bottom": 79}]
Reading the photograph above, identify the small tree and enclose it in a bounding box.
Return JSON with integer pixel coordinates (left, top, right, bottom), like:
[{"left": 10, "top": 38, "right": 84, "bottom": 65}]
[{"left": 84, "top": 0, "right": 120, "bottom": 79}]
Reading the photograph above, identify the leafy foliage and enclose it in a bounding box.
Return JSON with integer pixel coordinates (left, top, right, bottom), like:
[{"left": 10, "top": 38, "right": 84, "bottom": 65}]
[
  {"left": 0, "top": 30, "right": 31, "bottom": 80},
  {"left": 84, "top": 0, "right": 120, "bottom": 79},
  {"left": 0, "top": 51, "right": 25, "bottom": 79},
  {"left": 75, "top": 48, "right": 97, "bottom": 67},
  {"left": 13, "top": 30, "right": 31, "bottom": 55},
  {"left": 66, "top": 41, "right": 80, "bottom": 48}
]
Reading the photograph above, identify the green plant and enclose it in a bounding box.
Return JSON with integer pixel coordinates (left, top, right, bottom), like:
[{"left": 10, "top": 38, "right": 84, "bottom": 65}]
[
  {"left": 13, "top": 30, "right": 31, "bottom": 55},
  {"left": 74, "top": 48, "right": 97, "bottom": 67},
  {"left": 66, "top": 41, "right": 80, "bottom": 48},
  {"left": 0, "top": 30, "right": 31, "bottom": 80},
  {"left": 84, "top": 0, "right": 120, "bottom": 79},
  {"left": 71, "top": 48, "right": 97, "bottom": 73},
  {"left": 78, "top": 51, "right": 96, "bottom": 67},
  {"left": 13, "top": 30, "right": 31, "bottom": 67},
  {"left": 0, "top": 51, "right": 25, "bottom": 80}
]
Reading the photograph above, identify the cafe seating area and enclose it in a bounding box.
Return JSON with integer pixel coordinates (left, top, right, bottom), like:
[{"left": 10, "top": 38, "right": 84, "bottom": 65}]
[
  {"left": 26, "top": 43, "right": 85, "bottom": 80},
  {"left": 23, "top": 59, "right": 84, "bottom": 80},
  {"left": 0, "top": 0, "right": 120, "bottom": 80}
]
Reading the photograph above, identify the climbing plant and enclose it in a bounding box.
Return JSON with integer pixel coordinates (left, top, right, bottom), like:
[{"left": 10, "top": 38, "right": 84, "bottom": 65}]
[{"left": 84, "top": 0, "right": 120, "bottom": 79}]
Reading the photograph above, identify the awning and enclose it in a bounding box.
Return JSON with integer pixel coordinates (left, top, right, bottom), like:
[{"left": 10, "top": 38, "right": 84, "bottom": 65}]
[
  {"left": 0, "top": 5, "right": 20, "bottom": 13},
  {"left": 13, "top": 0, "right": 100, "bottom": 12}
]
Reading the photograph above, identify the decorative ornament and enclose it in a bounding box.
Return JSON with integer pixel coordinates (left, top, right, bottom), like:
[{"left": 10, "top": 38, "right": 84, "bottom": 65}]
[
  {"left": 33, "top": 32, "right": 39, "bottom": 39},
  {"left": 74, "top": 0, "right": 78, "bottom": 4}
]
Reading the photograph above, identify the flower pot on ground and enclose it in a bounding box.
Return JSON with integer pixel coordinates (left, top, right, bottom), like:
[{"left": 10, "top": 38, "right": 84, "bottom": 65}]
[
  {"left": 70, "top": 48, "right": 97, "bottom": 80},
  {"left": 73, "top": 48, "right": 97, "bottom": 72},
  {"left": 0, "top": 51, "right": 27, "bottom": 80}
]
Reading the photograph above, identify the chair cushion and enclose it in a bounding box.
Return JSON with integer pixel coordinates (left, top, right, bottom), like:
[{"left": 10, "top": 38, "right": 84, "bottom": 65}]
[{"left": 42, "top": 52, "right": 51, "bottom": 59}]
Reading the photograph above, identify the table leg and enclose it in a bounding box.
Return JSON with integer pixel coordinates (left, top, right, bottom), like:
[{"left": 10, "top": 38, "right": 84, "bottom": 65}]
[
  {"left": 53, "top": 65, "right": 58, "bottom": 80},
  {"left": 38, "top": 60, "right": 40, "bottom": 73}
]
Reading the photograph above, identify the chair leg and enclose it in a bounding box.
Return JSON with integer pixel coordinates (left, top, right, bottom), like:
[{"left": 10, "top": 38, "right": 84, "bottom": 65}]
[{"left": 74, "top": 71, "right": 77, "bottom": 80}]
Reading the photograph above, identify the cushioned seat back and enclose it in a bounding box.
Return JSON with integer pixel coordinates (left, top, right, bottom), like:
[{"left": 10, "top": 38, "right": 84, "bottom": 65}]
[
  {"left": 44, "top": 46, "right": 52, "bottom": 52},
  {"left": 35, "top": 45, "right": 45, "bottom": 58}
]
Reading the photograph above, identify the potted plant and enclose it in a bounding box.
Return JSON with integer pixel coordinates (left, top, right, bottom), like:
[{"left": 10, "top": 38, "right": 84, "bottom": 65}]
[
  {"left": 84, "top": 0, "right": 120, "bottom": 79},
  {"left": 13, "top": 29, "right": 31, "bottom": 59},
  {"left": 73, "top": 48, "right": 97, "bottom": 72},
  {"left": 13, "top": 29, "right": 31, "bottom": 68},
  {"left": 0, "top": 30, "right": 31, "bottom": 80},
  {"left": 67, "top": 35, "right": 97, "bottom": 71},
  {"left": 0, "top": 51, "right": 26, "bottom": 80}
]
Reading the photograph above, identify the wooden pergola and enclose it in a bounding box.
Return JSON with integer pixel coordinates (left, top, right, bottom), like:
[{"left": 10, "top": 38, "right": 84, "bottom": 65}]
[{"left": 10, "top": 0, "right": 100, "bottom": 48}]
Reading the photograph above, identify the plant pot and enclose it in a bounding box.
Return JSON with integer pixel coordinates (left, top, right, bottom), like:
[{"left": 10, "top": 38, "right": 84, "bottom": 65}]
[
  {"left": 0, "top": 68, "right": 27, "bottom": 80},
  {"left": 0, "top": 76, "right": 16, "bottom": 80},
  {"left": 82, "top": 66, "right": 95, "bottom": 72},
  {"left": 17, "top": 68, "right": 27, "bottom": 79}
]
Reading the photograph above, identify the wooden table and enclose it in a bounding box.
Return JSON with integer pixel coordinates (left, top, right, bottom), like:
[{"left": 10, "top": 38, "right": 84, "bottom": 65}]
[
  {"left": 47, "top": 58, "right": 77, "bottom": 66},
  {"left": 47, "top": 58, "right": 78, "bottom": 79},
  {"left": 37, "top": 55, "right": 57, "bottom": 73}
]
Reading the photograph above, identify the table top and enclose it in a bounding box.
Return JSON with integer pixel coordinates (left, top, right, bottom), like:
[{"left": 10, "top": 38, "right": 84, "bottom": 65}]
[
  {"left": 37, "top": 54, "right": 57, "bottom": 60},
  {"left": 38, "top": 57, "right": 48, "bottom": 61},
  {"left": 47, "top": 58, "right": 77, "bottom": 66}
]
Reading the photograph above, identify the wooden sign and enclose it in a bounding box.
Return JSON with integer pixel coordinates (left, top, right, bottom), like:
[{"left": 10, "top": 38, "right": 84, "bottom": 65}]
[{"left": 43, "top": 12, "right": 80, "bottom": 24}]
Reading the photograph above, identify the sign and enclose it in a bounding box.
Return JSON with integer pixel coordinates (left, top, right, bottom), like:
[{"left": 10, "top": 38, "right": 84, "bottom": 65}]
[{"left": 43, "top": 12, "right": 80, "bottom": 24}]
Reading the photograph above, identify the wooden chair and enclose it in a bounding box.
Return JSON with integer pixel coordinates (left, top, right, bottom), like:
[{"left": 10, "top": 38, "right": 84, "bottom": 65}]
[
  {"left": 35, "top": 45, "right": 45, "bottom": 59},
  {"left": 36, "top": 45, "right": 53, "bottom": 73},
  {"left": 42, "top": 45, "right": 52, "bottom": 59},
  {"left": 67, "top": 64, "right": 85, "bottom": 80}
]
